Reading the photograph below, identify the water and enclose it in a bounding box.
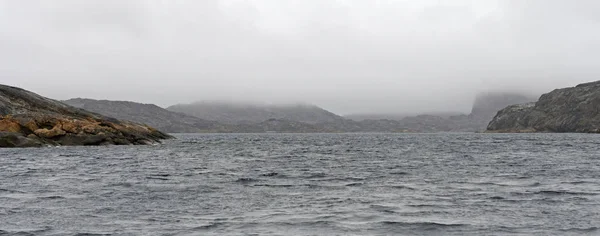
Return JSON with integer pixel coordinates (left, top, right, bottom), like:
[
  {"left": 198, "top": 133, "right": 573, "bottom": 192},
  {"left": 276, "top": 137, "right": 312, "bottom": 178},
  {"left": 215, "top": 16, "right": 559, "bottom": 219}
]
[{"left": 1, "top": 133, "right": 600, "bottom": 236}]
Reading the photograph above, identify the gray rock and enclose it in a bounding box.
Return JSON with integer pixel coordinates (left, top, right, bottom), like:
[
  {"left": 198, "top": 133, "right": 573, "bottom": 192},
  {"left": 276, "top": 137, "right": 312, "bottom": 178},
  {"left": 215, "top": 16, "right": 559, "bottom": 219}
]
[
  {"left": 487, "top": 81, "right": 600, "bottom": 133},
  {"left": 0, "top": 132, "right": 43, "bottom": 148}
]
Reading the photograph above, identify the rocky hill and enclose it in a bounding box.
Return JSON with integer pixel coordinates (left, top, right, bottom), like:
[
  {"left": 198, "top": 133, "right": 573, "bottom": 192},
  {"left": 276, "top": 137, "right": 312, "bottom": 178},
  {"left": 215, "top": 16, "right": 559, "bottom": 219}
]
[
  {"left": 487, "top": 81, "right": 600, "bottom": 133},
  {"left": 63, "top": 98, "right": 227, "bottom": 133},
  {"left": 341, "top": 92, "right": 536, "bottom": 132},
  {"left": 166, "top": 102, "right": 345, "bottom": 125},
  {"left": 40, "top": 91, "right": 538, "bottom": 135},
  {"left": 0, "top": 85, "right": 171, "bottom": 148}
]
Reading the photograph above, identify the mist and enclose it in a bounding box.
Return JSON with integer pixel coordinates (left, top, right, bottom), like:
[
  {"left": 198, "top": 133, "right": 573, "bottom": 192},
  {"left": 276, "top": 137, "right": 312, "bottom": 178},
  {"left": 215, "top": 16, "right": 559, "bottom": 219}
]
[{"left": 1, "top": 0, "right": 598, "bottom": 115}]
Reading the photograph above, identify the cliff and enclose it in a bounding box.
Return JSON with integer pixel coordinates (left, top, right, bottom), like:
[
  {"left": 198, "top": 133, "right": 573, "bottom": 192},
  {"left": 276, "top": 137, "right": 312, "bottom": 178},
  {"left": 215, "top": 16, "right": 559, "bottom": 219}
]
[
  {"left": 0, "top": 85, "right": 172, "bottom": 148},
  {"left": 487, "top": 81, "right": 600, "bottom": 133}
]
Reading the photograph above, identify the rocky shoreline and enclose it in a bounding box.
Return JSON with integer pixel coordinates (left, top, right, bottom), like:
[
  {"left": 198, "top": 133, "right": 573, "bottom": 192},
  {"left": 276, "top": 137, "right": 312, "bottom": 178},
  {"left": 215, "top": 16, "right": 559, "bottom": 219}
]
[
  {"left": 487, "top": 81, "right": 600, "bottom": 133},
  {"left": 0, "top": 85, "right": 172, "bottom": 148}
]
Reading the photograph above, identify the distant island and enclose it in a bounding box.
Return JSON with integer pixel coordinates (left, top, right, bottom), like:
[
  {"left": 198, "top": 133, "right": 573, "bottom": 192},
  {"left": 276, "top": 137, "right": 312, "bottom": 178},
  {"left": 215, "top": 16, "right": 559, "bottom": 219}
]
[
  {"left": 487, "top": 81, "right": 600, "bottom": 133},
  {"left": 0, "top": 85, "right": 171, "bottom": 148},
  {"left": 16, "top": 78, "right": 600, "bottom": 147},
  {"left": 5, "top": 80, "right": 600, "bottom": 148},
  {"left": 65, "top": 92, "right": 536, "bottom": 134}
]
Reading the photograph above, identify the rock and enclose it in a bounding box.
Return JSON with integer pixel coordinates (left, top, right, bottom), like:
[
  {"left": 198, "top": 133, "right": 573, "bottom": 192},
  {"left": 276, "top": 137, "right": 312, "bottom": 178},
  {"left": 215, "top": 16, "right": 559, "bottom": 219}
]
[
  {"left": 487, "top": 81, "right": 600, "bottom": 133},
  {"left": 60, "top": 120, "right": 80, "bottom": 134},
  {"left": 0, "top": 84, "right": 173, "bottom": 148},
  {"left": 22, "top": 120, "right": 39, "bottom": 132},
  {"left": 0, "top": 118, "right": 21, "bottom": 133},
  {"left": 0, "top": 132, "right": 43, "bottom": 148},
  {"left": 34, "top": 125, "right": 67, "bottom": 138}
]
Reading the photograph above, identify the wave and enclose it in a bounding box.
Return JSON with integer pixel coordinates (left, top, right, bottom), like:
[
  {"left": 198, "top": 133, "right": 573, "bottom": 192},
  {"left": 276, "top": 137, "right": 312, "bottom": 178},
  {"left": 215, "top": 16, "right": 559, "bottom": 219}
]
[
  {"left": 469, "top": 181, "right": 541, "bottom": 187},
  {"left": 0, "top": 226, "right": 53, "bottom": 236},
  {"left": 189, "top": 222, "right": 227, "bottom": 231},
  {"left": 389, "top": 171, "right": 410, "bottom": 175},
  {"left": 235, "top": 177, "right": 258, "bottom": 183},
  {"left": 74, "top": 233, "right": 113, "bottom": 236},
  {"left": 39, "top": 195, "right": 65, "bottom": 200},
  {"left": 58, "top": 154, "right": 82, "bottom": 157},
  {"left": 260, "top": 172, "right": 279, "bottom": 177},
  {"left": 561, "top": 180, "right": 596, "bottom": 185},
  {"left": 535, "top": 190, "right": 598, "bottom": 196},
  {"left": 252, "top": 184, "right": 295, "bottom": 188},
  {"left": 0, "top": 188, "right": 25, "bottom": 193},
  {"left": 370, "top": 204, "right": 398, "bottom": 214},
  {"left": 390, "top": 185, "right": 417, "bottom": 190},
  {"left": 379, "top": 221, "right": 468, "bottom": 230},
  {"left": 306, "top": 173, "right": 327, "bottom": 179},
  {"left": 146, "top": 176, "right": 169, "bottom": 181},
  {"left": 559, "top": 226, "right": 599, "bottom": 233}
]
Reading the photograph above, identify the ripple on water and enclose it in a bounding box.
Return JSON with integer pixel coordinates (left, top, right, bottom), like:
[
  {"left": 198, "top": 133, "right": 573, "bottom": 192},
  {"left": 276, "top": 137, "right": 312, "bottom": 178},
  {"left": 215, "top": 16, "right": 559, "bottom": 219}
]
[{"left": 1, "top": 133, "right": 600, "bottom": 235}]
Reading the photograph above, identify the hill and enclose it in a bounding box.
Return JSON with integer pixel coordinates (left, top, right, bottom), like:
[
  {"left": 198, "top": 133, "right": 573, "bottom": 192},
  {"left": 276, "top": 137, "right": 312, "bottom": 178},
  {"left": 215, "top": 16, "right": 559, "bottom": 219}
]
[
  {"left": 63, "top": 98, "right": 227, "bottom": 133},
  {"left": 0, "top": 85, "right": 171, "bottom": 147},
  {"left": 166, "top": 102, "right": 345, "bottom": 125},
  {"left": 487, "top": 81, "right": 600, "bottom": 133}
]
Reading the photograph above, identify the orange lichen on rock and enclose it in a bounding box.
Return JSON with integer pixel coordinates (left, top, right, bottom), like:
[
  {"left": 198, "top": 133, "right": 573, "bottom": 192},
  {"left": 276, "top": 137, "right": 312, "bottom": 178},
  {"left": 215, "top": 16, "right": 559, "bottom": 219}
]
[
  {"left": 0, "top": 84, "right": 172, "bottom": 147},
  {"left": 0, "top": 118, "right": 21, "bottom": 133},
  {"left": 34, "top": 123, "right": 67, "bottom": 138},
  {"left": 60, "top": 120, "right": 81, "bottom": 134},
  {"left": 23, "top": 120, "right": 39, "bottom": 132}
]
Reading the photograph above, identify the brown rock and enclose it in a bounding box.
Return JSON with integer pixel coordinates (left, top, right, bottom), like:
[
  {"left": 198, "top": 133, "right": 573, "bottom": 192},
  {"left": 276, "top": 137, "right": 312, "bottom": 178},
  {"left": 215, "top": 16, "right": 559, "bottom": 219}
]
[
  {"left": 34, "top": 125, "right": 67, "bottom": 139},
  {"left": 82, "top": 124, "right": 99, "bottom": 134},
  {"left": 60, "top": 120, "right": 81, "bottom": 133},
  {"left": 0, "top": 119, "right": 21, "bottom": 133},
  {"left": 23, "top": 121, "right": 39, "bottom": 132}
]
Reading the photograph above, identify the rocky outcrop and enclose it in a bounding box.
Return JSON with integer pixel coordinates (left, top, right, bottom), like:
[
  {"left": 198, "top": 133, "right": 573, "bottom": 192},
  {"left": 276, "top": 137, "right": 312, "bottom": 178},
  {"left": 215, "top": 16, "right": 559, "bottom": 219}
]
[
  {"left": 63, "top": 98, "right": 228, "bottom": 133},
  {"left": 487, "top": 81, "right": 600, "bottom": 133},
  {"left": 0, "top": 85, "right": 172, "bottom": 148}
]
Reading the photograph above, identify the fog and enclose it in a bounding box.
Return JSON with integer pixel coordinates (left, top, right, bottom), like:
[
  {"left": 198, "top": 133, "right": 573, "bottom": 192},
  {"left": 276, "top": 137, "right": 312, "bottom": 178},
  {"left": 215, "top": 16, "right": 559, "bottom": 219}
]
[{"left": 1, "top": 0, "right": 598, "bottom": 115}]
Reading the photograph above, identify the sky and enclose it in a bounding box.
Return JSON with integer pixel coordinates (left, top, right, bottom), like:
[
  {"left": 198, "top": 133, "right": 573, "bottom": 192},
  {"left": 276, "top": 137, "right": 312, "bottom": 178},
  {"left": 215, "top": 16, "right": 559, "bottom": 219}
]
[{"left": 1, "top": 0, "right": 599, "bottom": 115}]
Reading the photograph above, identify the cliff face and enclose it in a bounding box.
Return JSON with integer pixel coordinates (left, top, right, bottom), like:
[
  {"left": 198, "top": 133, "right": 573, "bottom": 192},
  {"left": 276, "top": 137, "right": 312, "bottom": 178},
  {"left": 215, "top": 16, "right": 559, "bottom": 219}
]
[
  {"left": 63, "top": 98, "right": 227, "bottom": 133},
  {"left": 487, "top": 81, "right": 600, "bottom": 133},
  {"left": 0, "top": 85, "right": 172, "bottom": 148}
]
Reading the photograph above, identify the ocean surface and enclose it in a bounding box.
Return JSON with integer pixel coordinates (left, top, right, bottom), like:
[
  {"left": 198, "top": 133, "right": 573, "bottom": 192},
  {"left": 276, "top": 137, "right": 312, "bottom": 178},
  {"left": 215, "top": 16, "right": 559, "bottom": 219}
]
[{"left": 1, "top": 133, "right": 600, "bottom": 236}]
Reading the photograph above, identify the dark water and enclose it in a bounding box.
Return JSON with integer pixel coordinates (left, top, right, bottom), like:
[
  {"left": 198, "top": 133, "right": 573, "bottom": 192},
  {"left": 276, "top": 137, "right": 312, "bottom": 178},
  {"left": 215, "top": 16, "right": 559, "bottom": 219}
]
[{"left": 1, "top": 133, "right": 600, "bottom": 236}]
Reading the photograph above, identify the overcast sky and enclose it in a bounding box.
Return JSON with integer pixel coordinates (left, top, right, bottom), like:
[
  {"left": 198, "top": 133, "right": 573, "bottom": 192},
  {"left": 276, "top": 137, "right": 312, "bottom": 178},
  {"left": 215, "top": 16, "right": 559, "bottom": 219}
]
[{"left": 1, "top": 0, "right": 598, "bottom": 115}]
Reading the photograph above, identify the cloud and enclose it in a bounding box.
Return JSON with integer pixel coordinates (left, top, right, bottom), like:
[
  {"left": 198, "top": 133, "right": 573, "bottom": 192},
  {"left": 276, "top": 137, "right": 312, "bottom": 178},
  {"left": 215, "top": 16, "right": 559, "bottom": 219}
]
[{"left": 1, "top": 0, "right": 599, "bottom": 114}]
